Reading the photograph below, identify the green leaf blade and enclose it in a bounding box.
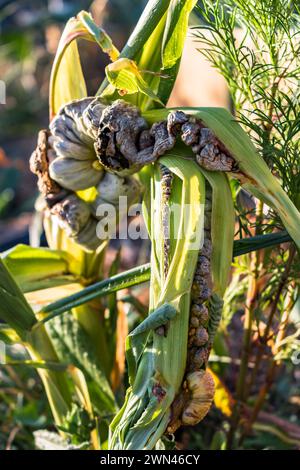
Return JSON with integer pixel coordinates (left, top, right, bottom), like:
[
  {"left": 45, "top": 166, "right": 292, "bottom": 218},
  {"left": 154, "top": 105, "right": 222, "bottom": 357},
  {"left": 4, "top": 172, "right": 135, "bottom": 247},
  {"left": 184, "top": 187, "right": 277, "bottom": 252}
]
[{"left": 0, "top": 259, "right": 37, "bottom": 336}]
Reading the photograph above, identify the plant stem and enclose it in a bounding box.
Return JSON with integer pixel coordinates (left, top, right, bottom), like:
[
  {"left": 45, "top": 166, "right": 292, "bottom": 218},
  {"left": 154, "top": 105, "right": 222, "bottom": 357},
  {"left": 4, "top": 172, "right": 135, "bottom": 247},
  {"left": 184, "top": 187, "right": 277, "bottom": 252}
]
[
  {"left": 226, "top": 199, "right": 265, "bottom": 449},
  {"left": 246, "top": 245, "right": 296, "bottom": 396},
  {"left": 239, "top": 272, "right": 296, "bottom": 445},
  {"left": 226, "top": 249, "right": 260, "bottom": 449}
]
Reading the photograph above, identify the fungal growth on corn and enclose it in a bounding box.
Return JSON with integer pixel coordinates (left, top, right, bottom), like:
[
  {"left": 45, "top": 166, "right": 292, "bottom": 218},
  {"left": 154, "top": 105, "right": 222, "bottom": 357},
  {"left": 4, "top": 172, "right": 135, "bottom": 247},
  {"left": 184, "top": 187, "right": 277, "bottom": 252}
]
[
  {"left": 30, "top": 102, "right": 233, "bottom": 423},
  {"left": 49, "top": 97, "right": 105, "bottom": 191},
  {"left": 31, "top": 99, "right": 238, "bottom": 254},
  {"left": 167, "top": 186, "right": 217, "bottom": 434},
  {"left": 166, "top": 110, "right": 238, "bottom": 172},
  {"left": 30, "top": 99, "right": 146, "bottom": 251},
  {"left": 188, "top": 186, "right": 213, "bottom": 369},
  {"left": 30, "top": 129, "right": 102, "bottom": 251},
  {"left": 48, "top": 100, "right": 238, "bottom": 191},
  {"left": 160, "top": 164, "right": 173, "bottom": 280},
  {"left": 95, "top": 100, "right": 155, "bottom": 175},
  {"left": 181, "top": 370, "right": 215, "bottom": 427},
  {"left": 30, "top": 129, "right": 68, "bottom": 206}
]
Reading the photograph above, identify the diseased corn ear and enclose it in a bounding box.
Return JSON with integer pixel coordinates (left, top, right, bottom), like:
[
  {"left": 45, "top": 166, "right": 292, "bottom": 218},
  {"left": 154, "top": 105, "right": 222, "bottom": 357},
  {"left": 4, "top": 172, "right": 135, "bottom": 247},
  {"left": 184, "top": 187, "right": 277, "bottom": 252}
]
[
  {"left": 49, "top": 194, "right": 100, "bottom": 252},
  {"left": 182, "top": 370, "right": 215, "bottom": 426}
]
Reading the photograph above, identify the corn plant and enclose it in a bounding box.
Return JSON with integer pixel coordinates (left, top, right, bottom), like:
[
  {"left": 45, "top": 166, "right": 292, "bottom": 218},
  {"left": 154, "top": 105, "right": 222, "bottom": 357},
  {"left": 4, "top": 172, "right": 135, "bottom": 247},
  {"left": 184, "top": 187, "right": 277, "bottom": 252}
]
[{"left": 0, "top": 0, "right": 299, "bottom": 450}]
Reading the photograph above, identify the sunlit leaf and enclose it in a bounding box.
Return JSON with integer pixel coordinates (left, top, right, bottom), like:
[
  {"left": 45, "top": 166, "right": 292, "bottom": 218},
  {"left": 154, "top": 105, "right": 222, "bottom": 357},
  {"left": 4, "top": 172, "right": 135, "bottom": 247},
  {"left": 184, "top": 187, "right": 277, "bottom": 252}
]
[
  {"left": 1, "top": 244, "right": 73, "bottom": 293},
  {"left": 105, "top": 58, "right": 164, "bottom": 105},
  {"left": 162, "top": 0, "right": 197, "bottom": 69},
  {"left": 50, "top": 10, "right": 119, "bottom": 118},
  {"left": 47, "top": 314, "right": 116, "bottom": 414},
  {"left": 0, "top": 259, "right": 37, "bottom": 337}
]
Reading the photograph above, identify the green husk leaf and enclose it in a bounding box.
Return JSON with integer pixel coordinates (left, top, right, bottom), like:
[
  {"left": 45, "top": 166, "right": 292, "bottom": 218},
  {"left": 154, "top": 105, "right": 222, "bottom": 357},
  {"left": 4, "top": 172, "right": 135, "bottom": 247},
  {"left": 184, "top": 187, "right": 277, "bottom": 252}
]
[
  {"left": 27, "top": 324, "right": 72, "bottom": 428},
  {"left": 46, "top": 314, "right": 116, "bottom": 415},
  {"left": 49, "top": 17, "right": 87, "bottom": 118},
  {"left": 50, "top": 10, "right": 118, "bottom": 117},
  {"left": 104, "top": 58, "right": 164, "bottom": 105},
  {"left": 0, "top": 258, "right": 37, "bottom": 337},
  {"left": 1, "top": 245, "right": 74, "bottom": 293}
]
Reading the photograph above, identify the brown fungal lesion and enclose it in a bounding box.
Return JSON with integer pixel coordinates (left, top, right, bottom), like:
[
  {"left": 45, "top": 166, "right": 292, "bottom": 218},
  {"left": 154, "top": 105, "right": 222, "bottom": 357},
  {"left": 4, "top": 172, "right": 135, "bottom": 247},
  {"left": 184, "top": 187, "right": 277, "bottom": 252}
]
[
  {"left": 30, "top": 99, "right": 145, "bottom": 251},
  {"left": 29, "top": 130, "right": 68, "bottom": 207},
  {"left": 160, "top": 164, "right": 173, "bottom": 280},
  {"left": 95, "top": 100, "right": 155, "bottom": 174},
  {"left": 167, "top": 370, "right": 215, "bottom": 433},
  {"left": 187, "top": 186, "right": 213, "bottom": 373},
  {"left": 175, "top": 113, "right": 237, "bottom": 172},
  {"left": 30, "top": 129, "right": 101, "bottom": 252},
  {"left": 94, "top": 103, "right": 239, "bottom": 175},
  {"left": 34, "top": 100, "right": 239, "bottom": 204}
]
